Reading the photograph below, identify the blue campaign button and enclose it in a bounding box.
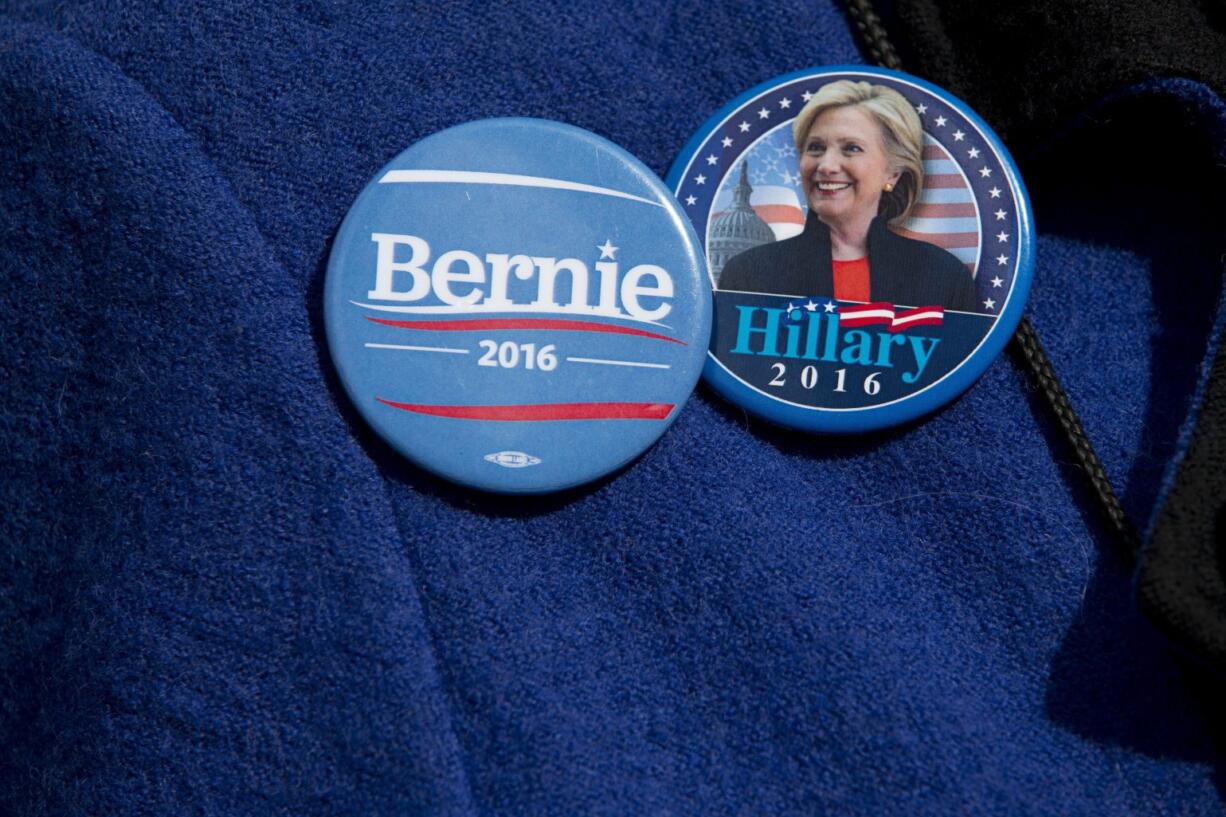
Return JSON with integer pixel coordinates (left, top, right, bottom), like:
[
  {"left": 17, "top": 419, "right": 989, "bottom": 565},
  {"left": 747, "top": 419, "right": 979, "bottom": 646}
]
[
  {"left": 667, "top": 66, "right": 1034, "bottom": 433},
  {"left": 325, "top": 118, "right": 711, "bottom": 493}
]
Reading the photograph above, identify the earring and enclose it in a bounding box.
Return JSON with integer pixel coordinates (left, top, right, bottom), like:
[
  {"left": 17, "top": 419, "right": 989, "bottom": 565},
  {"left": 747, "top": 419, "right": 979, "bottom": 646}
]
[{"left": 883, "top": 183, "right": 894, "bottom": 192}]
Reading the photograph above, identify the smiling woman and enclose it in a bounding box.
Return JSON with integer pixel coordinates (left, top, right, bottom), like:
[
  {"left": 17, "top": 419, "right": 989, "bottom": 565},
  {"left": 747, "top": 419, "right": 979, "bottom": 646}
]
[{"left": 719, "top": 80, "right": 976, "bottom": 311}]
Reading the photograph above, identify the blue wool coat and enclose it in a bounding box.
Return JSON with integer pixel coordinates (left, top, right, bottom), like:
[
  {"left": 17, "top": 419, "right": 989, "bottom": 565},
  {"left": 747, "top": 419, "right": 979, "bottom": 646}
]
[{"left": 2, "top": 1, "right": 1224, "bottom": 815}]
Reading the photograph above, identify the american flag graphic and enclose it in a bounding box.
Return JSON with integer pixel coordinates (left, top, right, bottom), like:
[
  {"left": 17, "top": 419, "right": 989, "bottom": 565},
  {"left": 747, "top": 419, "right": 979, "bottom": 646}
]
[
  {"left": 896, "top": 135, "right": 979, "bottom": 272},
  {"left": 712, "top": 130, "right": 979, "bottom": 274},
  {"left": 838, "top": 302, "right": 945, "bottom": 332},
  {"left": 750, "top": 184, "right": 805, "bottom": 240}
]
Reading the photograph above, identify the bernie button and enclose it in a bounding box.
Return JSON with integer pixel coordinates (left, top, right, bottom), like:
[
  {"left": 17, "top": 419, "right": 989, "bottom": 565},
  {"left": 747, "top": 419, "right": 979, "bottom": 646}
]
[
  {"left": 325, "top": 118, "right": 711, "bottom": 493},
  {"left": 667, "top": 66, "right": 1034, "bottom": 433}
]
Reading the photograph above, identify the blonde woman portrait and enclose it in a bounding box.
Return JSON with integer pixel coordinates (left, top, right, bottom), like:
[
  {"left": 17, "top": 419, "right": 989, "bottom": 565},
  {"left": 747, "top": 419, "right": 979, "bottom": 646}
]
[{"left": 719, "top": 80, "right": 977, "bottom": 311}]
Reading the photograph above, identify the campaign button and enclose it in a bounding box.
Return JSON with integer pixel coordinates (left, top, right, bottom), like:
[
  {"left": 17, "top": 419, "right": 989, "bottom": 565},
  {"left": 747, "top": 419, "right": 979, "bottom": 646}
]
[
  {"left": 667, "top": 66, "right": 1034, "bottom": 433},
  {"left": 325, "top": 118, "right": 711, "bottom": 493}
]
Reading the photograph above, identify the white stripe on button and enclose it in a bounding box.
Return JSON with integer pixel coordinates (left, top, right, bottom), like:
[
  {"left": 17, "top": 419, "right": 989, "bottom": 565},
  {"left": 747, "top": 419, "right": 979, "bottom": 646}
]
[
  {"left": 566, "top": 356, "right": 670, "bottom": 369},
  {"left": 365, "top": 343, "right": 469, "bottom": 354},
  {"left": 378, "top": 169, "right": 663, "bottom": 208}
]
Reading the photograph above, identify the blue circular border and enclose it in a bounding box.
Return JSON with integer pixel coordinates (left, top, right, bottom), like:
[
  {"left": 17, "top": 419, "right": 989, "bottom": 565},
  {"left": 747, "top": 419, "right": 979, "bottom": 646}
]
[{"left": 666, "top": 65, "right": 1034, "bottom": 433}]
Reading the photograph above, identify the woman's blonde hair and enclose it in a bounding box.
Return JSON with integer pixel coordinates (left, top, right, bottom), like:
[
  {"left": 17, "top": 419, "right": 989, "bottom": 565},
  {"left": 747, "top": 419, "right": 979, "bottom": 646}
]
[{"left": 792, "top": 80, "right": 924, "bottom": 225}]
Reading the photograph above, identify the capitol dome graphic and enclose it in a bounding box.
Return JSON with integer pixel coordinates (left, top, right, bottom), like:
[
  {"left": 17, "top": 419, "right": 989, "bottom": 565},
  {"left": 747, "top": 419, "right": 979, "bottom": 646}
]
[{"left": 708, "top": 161, "right": 776, "bottom": 284}]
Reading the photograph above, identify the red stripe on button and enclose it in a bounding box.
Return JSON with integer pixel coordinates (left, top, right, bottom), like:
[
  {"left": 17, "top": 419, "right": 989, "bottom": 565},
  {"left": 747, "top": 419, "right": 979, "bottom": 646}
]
[
  {"left": 923, "top": 174, "right": 968, "bottom": 188},
  {"left": 377, "top": 398, "right": 675, "bottom": 421},
  {"left": 894, "top": 229, "right": 979, "bottom": 249},
  {"left": 750, "top": 204, "right": 805, "bottom": 224},
  {"left": 910, "top": 202, "right": 977, "bottom": 217},
  {"left": 365, "top": 316, "right": 684, "bottom": 344}
]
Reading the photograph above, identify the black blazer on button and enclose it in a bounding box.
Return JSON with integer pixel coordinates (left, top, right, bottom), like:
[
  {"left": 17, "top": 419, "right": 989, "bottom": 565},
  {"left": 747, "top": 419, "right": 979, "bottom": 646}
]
[{"left": 719, "top": 213, "right": 978, "bottom": 312}]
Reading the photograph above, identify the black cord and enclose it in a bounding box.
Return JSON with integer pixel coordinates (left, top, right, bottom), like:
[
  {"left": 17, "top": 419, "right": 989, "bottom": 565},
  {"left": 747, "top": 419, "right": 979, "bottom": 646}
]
[
  {"left": 1012, "top": 319, "right": 1140, "bottom": 564},
  {"left": 845, "top": 0, "right": 905, "bottom": 70},
  {"left": 844, "top": 0, "right": 1140, "bottom": 566}
]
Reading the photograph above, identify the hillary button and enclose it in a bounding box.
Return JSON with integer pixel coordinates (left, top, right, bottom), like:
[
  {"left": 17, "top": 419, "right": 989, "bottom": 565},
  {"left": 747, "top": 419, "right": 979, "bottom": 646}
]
[
  {"left": 325, "top": 118, "right": 711, "bottom": 493},
  {"left": 668, "top": 66, "right": 1034, "bottom": 433}
]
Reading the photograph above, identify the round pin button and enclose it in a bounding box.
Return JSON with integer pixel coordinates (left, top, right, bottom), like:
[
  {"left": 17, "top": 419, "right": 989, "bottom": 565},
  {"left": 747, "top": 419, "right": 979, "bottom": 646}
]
[
  {"left": 325, "top": 118, "right": 711, "bottom": 493},
  {"left": 667, "top": 66, "right": 1034, "bottom": 433}
]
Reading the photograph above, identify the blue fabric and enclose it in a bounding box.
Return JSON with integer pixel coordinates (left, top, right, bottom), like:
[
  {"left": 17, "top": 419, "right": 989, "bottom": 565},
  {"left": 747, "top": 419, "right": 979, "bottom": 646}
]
[{"left": 1, "top": 2, "right": 1223, "bottom": 815}]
